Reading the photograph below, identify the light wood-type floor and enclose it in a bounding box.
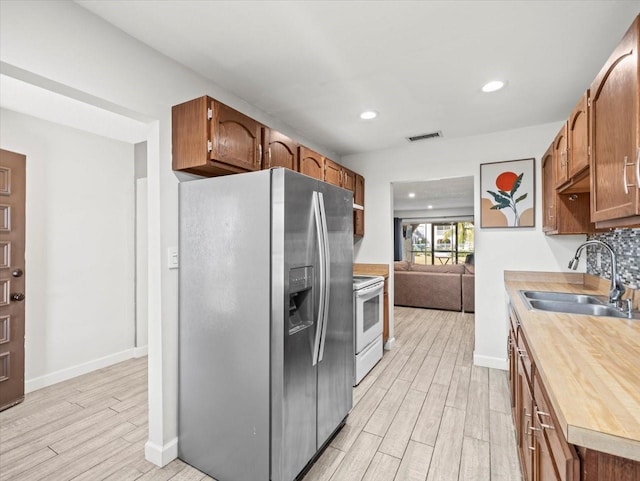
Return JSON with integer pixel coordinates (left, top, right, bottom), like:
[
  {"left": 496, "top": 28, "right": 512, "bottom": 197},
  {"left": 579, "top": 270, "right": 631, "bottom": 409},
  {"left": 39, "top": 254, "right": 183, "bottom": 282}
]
[{"left": 0, "top": 307, "right": 521, "bottom": 481}]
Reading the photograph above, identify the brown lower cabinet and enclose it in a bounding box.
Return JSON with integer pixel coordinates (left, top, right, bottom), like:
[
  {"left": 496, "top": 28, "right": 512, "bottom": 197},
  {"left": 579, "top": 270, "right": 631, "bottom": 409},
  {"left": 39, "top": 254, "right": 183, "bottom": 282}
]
[{"left": 508, "top": 304, "right": 639, "bottom": 481}]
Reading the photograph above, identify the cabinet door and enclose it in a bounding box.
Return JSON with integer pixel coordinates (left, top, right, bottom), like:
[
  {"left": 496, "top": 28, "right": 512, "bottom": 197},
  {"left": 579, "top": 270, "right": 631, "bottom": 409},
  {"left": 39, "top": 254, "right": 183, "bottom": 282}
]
[
  {"left": 265, "top": 130, "right": 298, "bottom": 171},
  {"left": 554, "top": 124, "right": 569, "bottom": 188},
  {"left": 299, "top": 146, "right": 324, "bottom": 181},
  {"left": 211, "top": 100, "right": 263, "bottom": 172},
  {"left": 590, "top": 17, "right": 640, "bottom": 223},
  {"left": 343, "top": 168, "right": 356, "bottom": 193},
  {"left": 324, "top": 158, "right": 343, "bottom": 187},
  {"left": 568, "top": 92, "right": 590, "bottom": 178},
  {"left": 542, "top": 146, "right": 557, "bottom": 233},
  {"left": 354, "top": 174, "right": 365, "bottom": 237}
]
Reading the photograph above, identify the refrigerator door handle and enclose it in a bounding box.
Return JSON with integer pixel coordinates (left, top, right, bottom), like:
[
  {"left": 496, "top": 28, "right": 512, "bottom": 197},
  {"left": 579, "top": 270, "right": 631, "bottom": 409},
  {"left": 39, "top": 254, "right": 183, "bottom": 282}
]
[
  {"left": 312, "top": 191, "right": 326, "bottom": 367},
  {"left": 317, "top": 192, "right": 331, "bottom": 362}
]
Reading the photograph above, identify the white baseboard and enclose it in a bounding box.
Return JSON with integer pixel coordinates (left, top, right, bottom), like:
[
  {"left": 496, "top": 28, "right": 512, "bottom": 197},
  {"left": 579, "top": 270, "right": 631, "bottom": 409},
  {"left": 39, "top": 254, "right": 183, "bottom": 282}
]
[
  {"left": 25, "top": 347, "right": 139, "bottom": 393},
  {"left": 384, "top": 337, "right": 396, "bottom": 350},
  {"left": 473, "top": 353, "right": 508, "bottom": 371},
  {"left": 145, "top": 437, "right": 178, "bottom": 467},
  {"left": 134, "top": 345, "right": 148, "bottom": 358}
]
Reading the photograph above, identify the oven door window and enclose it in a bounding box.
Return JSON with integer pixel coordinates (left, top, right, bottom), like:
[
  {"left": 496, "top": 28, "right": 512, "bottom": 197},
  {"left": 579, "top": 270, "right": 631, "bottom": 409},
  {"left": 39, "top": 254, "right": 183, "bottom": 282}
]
[{"left": 355, "top": 284, "right": 384, "bottom": 353}]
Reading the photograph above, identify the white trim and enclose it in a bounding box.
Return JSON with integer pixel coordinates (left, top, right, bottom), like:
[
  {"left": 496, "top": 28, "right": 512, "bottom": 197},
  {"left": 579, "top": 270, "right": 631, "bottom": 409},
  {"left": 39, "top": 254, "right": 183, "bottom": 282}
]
[
  {"left": 145, "top": 437, "right": 178, "bottom": 467},
  {"left": 25, "top": 348, "right": 138, "bottom": 393},
  {"left": 384, "top": 337, "right": 396, "bottom": 350},
  {"left": 473, "top": 353, "right": 508, "bottom": 371},
  {"left": 134, "top": 345, "right": 148, "bottom": 358}
]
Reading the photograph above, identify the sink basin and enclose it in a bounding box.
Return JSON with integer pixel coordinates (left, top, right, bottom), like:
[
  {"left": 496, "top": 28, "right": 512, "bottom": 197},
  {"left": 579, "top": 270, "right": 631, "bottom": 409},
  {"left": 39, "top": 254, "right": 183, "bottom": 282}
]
[
  {"left": 519, "top": 290, "right": 639, "bottom": 320},
  {"left": 521, "top": 290, "right": 605, "bottom": 304}
]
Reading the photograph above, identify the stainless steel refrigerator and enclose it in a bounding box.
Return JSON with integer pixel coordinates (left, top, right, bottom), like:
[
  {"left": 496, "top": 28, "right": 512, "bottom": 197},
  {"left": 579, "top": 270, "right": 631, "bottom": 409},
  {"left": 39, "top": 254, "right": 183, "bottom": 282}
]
[{"left": 178, "top": 168, "right": 354, "bottom": 481}]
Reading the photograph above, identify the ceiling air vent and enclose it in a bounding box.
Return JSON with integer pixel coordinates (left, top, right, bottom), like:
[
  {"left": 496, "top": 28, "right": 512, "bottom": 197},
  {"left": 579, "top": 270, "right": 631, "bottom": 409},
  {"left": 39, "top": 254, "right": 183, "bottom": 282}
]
[{"left": 406, "top": 131, "right": 443, "bottom": 142}]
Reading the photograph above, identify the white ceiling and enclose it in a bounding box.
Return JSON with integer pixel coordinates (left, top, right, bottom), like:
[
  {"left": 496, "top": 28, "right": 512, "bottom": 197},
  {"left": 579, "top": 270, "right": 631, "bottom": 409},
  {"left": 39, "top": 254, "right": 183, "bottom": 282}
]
[{"left": 75, "top": 0, "right": 640, "bottom": 157}]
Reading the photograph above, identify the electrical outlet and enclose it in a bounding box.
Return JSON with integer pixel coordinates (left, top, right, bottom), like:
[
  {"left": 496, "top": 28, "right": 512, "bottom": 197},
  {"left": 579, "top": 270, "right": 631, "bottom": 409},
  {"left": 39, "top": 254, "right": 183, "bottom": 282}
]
[{"left": 596, "top": 252, "right": 602, "bottom": 269}]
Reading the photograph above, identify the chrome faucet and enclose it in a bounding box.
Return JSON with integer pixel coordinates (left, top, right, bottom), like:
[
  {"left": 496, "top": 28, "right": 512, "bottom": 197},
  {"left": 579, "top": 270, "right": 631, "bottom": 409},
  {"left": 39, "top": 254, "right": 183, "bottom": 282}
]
[{"left": 568, "top": 240, "right": 626, "bottom": 309}]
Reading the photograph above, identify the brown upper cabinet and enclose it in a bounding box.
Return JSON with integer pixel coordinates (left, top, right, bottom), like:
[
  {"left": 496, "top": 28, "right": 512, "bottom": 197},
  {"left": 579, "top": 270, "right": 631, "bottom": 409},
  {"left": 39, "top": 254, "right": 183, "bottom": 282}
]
[
  {"left": 299, "top": 146, "right": 325, "bottom": 181},
  {"left": 172, "top": 96, "right": 263, "bottom": 176},
  {"left": 343, "top": 168, "right": 356, "bottom": 193},
  {"left": 265, "top": 130, "right": 298, "bottom": 171},
  {"left": 553, "top": 123, "right": 569, "bottom": 188},
  {"left": 590, "top": 15, "right": 640, "bottom": 227},
  {"left": 542, "top": 142, "right": 593, "bottom": 235},
  {"left": 324, "top": 158, "right": 343, "bottom": 187}
]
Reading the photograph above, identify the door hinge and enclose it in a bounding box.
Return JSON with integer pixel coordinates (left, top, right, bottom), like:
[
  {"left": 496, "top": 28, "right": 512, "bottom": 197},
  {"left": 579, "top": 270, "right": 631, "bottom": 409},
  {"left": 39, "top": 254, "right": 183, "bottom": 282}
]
[
  {"left": 207, "top": 108, "right": 213, "bottom": 120},
  {"left": 587, "top": 98, "right": 592, "bottom": 108},
  {"left": 207, "top": 140, "right": 212, "bottom": 152},
  {"left": 588, "top": 145, "right": 591, "bottom": 156}
]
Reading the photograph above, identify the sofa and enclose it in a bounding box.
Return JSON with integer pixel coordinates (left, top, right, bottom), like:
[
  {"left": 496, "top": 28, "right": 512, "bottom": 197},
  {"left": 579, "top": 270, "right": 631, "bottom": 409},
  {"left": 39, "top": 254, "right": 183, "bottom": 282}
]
[{"left": 394, "top": 260, "right": 475, "bottom": 312}]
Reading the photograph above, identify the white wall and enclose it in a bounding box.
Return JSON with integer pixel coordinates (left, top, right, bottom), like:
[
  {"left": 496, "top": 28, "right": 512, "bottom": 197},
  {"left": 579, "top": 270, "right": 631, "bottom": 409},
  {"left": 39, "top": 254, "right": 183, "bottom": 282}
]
[
  {"left": 343, "top": 122, "right": 586, "bottom": 368},
  {"left": 0, "top": 108, "right": 135, "bottom": 389}
]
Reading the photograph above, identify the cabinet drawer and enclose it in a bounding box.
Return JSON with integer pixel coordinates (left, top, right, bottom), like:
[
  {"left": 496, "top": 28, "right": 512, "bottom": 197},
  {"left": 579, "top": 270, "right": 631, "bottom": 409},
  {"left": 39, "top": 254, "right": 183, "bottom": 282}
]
[{"left": 534, "top": 375, "right": 579, "bottom": 481}]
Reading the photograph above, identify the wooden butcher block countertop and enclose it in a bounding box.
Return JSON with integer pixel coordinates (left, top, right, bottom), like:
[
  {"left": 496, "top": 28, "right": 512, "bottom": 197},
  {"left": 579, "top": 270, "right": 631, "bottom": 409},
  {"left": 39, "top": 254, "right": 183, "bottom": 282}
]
[{"left": 504, "top": 271, "right": 640, "bottom": 461}]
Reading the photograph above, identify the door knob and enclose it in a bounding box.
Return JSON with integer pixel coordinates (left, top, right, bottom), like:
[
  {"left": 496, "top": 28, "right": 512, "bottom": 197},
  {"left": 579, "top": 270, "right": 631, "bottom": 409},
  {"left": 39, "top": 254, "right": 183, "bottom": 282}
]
[
  {"left": 11, "top": 268, "right": 23, "bottom": 278},
  {"left": 10, "top": 293, "right": 25, "bottom": 302}
]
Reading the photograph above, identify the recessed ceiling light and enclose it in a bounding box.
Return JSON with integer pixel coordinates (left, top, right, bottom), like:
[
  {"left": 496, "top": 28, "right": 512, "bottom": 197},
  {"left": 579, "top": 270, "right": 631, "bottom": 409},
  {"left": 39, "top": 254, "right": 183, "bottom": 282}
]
[
  {"left": 482, "top": 80, "right": 505, "bottom": 93},
  {"left": 408, "top": 192, "right": 416, "bottom": 198},
  {"left": 360, "top": 110, "right": 378, "bottom": 120},
  {"left": 427, "top": 205, "right": 433, "bottom": 209}
]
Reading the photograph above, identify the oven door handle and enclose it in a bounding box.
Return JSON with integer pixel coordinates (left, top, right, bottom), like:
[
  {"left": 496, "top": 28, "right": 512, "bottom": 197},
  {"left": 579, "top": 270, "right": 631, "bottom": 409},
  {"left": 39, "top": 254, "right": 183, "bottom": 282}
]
[
  {"left": 356, "top": 283, "right": 383, "bottom": 298},
  {"left": 312, "top": 191, "right": 326, "bottom": 367}
]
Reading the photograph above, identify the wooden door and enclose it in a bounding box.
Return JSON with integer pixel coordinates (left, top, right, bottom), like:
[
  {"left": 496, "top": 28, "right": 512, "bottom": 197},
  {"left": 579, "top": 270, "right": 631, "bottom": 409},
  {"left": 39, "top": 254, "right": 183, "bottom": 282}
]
[
  {"left": 299, "top": 146, "right": 324, "bottom": 180},
  {"left": 0, "top": 149, "right": 26, "bottom": 411},
  {"left": 554, "top": 124, "right": 569, "bottom": 188},
  {"left": 590, "top": 16, "right": 639, "bottom": 223},
  {"left": 568, "top": 92, "right": 589, "bottom": 178},
  {"left": 542, "top": 146, "right": 557, "bottom": 233},
  {"left": 265, "top": 130, "right": 298, "bottom": 171},
  {"left": 324, "top": 158, "right": 342, "bottom": 187}
]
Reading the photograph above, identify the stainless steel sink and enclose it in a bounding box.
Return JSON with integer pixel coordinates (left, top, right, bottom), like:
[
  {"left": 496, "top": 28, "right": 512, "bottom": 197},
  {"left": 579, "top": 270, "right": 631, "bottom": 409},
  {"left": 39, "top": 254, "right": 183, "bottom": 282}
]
[
  {"left": 519, "top": 290, "right": 639, "bottom": 320},
  {"left": 521, "top": 290, "right": 605, "bottom": 304}
]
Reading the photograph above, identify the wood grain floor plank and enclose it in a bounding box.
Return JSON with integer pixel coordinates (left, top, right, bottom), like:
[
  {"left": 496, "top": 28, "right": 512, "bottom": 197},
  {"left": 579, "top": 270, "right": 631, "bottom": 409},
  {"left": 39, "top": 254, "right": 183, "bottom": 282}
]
[
  {"left": 0, "top": 446, "right": 57, "bottom": 480},
  {"left": 445, "top": 364, "right": 472, "bottom": 411},
  {"left": 411, "top": 383, "right": 448, "bottom": 447},
  {"left": 379, "top": 389, "right": 426, "bottom": 458},
  {"left": 459, "top": 436, "right": 491, "bottom": 481},
  {"left": 397, "top": 348, "right": 428, "bottom": 383},
  {"left": 489, "top": 369, "right": 511, "bottom": 414},
  {"left": 410, "top": 355, "right": 440, "bottom": 393},
  {"left": 361, "top": 452, "right": 401, "bottom": 481},
  {"left": 393, "top": 440, "right": 433, "bottom": 481},
  {"left": 353, "top": 371, "right": 378, "bottom": 407},
  {"left": 464, "top": 365, "right": 490, "bottom": 442},
  {"left": 329, "top": 432, "right": 381, "bottom": 481},
  {"left": 432, "top": 349, "right": 458, "bottom": 387},
  {"left": 363, "top": 379, "right": 411, "bottom": 437},
  {"left": 425, "top": 406, "right": 466, "bottom": 481},
  {"left": 375, "top": 353, "right": 410, "bottom": 390},
  {"left": 331, "top": 386, "right": 387, "bottom": 452}
]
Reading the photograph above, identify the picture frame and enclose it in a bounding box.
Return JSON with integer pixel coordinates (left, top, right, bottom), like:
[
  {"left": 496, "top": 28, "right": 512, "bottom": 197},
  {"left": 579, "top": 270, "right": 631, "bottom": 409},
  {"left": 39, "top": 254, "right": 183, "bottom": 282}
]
[{"left": 480, "top": 158, "right": 535, "bottom": 228}]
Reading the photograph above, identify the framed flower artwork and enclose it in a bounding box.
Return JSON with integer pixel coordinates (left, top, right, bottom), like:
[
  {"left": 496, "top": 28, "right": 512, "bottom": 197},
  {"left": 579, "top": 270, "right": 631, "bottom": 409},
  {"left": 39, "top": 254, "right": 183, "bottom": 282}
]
[{"left": 480, "top": 158, "right": 535, "bottom": 228}]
